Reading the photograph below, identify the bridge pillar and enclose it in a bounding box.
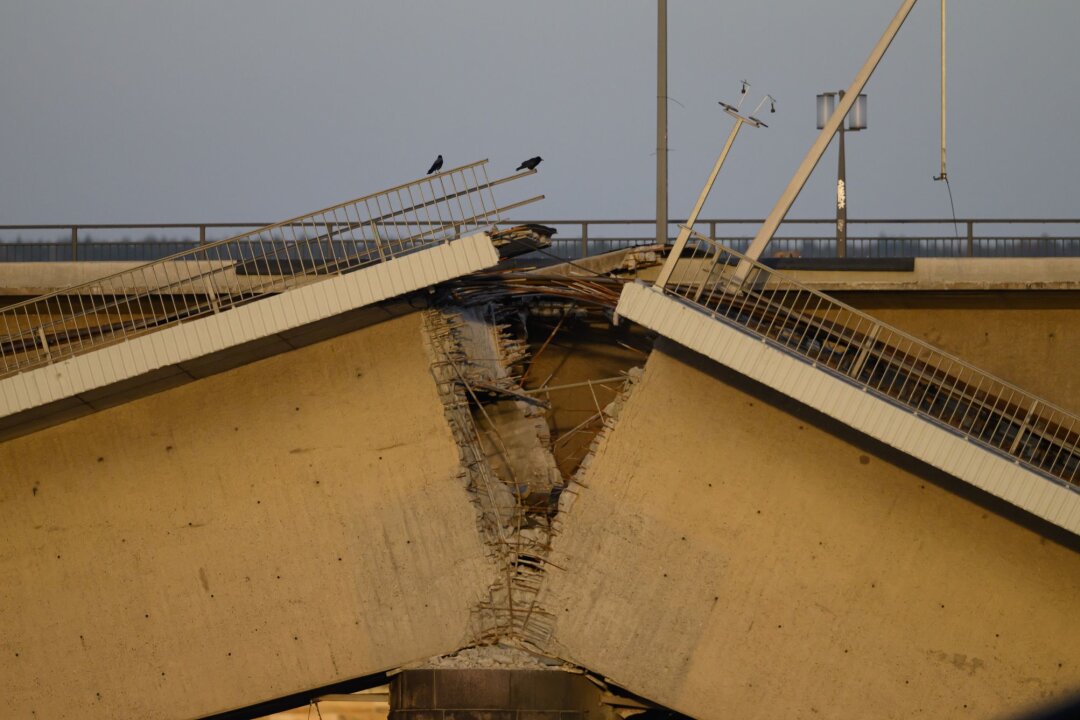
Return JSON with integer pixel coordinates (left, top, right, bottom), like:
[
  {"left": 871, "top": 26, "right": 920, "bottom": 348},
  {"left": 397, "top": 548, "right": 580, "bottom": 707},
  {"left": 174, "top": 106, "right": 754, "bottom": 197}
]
[{"left": 390, "top": 669, "right": 616, "bottom": 720}]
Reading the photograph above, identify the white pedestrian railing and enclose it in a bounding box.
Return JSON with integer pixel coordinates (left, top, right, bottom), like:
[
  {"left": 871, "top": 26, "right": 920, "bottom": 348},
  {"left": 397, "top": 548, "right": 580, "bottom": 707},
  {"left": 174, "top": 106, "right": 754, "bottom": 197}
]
[
  {"left": 0, "top": 160, "right": 541, "bottom": 378},
  {"left": 656, "top": 229, "right": 1080, "bottom": 490}
]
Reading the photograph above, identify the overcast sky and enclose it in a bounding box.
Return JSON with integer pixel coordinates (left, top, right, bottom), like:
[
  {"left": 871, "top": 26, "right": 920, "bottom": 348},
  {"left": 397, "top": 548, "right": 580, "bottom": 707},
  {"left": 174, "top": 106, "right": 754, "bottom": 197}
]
[{"left": 1, "top": 1, "right": 1078, "bottom": 226}]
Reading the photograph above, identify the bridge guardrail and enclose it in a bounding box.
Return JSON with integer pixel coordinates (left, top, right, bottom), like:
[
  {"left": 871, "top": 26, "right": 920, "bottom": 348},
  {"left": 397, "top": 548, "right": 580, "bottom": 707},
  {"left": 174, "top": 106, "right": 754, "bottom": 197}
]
[{"left": 3, "top": 218, "right": 1080, "bottom": 261}]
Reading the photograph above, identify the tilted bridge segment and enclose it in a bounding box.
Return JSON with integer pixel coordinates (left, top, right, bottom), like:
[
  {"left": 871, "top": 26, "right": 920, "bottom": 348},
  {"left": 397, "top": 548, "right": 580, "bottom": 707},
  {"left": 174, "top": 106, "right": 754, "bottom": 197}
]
[
  {"left": 0, "top": 161, "right": 545, "bottom": 442},
  {"left": 617, "top": 231, "right": 1080, "bottom": 534}
]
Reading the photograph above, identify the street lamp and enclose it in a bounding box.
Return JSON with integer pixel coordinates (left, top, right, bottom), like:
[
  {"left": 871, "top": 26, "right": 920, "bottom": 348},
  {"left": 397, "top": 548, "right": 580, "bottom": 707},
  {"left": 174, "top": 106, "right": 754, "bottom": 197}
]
[
  {"left": 816, "top": 91, "right": 867, "bottom": 257},
  {"left": 654, "top": 85, "right": 773, "bottom": 289}
]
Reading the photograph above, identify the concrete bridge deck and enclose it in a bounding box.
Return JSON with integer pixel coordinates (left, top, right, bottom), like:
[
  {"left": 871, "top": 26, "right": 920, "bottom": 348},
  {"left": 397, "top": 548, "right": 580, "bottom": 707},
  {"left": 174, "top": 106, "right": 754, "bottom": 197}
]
[{"left": 2, "top": 246, "right": 1079, "bottom": 719}]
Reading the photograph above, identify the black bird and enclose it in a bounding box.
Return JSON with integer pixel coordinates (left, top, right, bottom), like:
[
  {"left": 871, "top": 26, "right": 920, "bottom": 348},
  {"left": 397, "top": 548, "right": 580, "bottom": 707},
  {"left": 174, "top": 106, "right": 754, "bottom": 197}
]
[
  {"left": 517, "top": 156, "right": 543, "bottom": 171},
  {"left": 427, "top": 154, "right": 444, "bottom": 175}
]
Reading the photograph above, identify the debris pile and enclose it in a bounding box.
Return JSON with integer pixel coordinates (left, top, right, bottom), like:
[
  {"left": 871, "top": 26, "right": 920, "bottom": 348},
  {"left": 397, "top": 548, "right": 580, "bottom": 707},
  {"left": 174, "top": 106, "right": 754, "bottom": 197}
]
[
  {"left": 413, "top": 643, "right": 570, "bottom": 671},
  {"left": 422, "top": 263, "right": 648, "bottom": 655},
  {"left": 423, "top": 306, "right": 561, "bottom": 650}
]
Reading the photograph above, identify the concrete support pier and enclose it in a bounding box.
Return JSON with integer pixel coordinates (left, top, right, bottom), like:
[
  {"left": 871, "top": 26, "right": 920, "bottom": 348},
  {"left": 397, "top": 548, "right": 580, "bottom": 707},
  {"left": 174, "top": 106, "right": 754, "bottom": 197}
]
[{"left": 390, "top": 669, "right": 614, "bottom": 720}]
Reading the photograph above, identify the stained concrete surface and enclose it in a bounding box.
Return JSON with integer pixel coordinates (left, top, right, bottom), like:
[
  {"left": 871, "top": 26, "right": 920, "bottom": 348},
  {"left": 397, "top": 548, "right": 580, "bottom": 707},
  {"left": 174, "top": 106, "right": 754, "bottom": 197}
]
[
  {"left": 0, "top": 312, "right": 496, "bottom": 720},
  {"left": 545, "top": 339, "right": 1080, "bottom": 720}
]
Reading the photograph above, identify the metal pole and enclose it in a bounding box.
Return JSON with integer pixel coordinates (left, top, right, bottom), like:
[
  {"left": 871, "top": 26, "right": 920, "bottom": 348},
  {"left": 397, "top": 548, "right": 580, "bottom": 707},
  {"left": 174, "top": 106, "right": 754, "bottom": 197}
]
[
  {"left": 734, "top": 0, "right": 919, "bottom": 280},
  {"left": 71, "top": 227, "right": 78, "bottom": 261},
  {"left": 654, "top": 118, "right": 744, "bottom": 289},
  {"left": 940, "top": 0, "right": 947, "bottom": 179},
  {"left": 837, "top": 105, "right": 847, "bottom": 258},
  {"left": 656, "top": 0, "right": 668, "bottom": 245}
]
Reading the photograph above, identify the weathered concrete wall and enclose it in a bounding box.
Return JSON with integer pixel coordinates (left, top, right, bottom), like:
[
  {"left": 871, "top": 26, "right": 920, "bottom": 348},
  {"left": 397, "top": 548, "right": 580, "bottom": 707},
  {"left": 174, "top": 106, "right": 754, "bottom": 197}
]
[
  {"left": 836, "top": 291, "right": 1080, "bottom": 414},
  {"left": 546, "top": 340, "right": 1080, "bottom": 720},
  {"left": 0, "top": 312, "right": 495, "bottom": 720}
]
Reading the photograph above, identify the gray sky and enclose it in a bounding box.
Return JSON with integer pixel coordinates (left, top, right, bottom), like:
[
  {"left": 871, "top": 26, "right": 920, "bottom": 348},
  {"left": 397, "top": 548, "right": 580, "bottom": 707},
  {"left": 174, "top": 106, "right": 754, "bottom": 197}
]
[{"left": 1, "top": 1, "right": 1078, "bottom": 225}]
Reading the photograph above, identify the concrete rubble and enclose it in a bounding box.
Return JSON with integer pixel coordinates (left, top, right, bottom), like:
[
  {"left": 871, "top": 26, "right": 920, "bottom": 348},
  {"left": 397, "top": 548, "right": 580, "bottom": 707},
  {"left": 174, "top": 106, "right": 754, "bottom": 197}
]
[
  {"left": 422, "top": 299, "right": 644, "bottom": 656},
  {"left": 412, "top": 643, "right": 571, "bottom": 671}
]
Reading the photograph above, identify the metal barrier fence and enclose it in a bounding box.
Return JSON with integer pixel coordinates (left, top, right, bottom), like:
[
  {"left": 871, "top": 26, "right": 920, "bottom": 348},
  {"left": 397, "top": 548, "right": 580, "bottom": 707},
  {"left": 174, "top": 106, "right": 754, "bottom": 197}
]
[
  {"left": 0, "top": 160, "right": 540, "bottom": 377},
  {"left": 659, "top": 230, "right": 1080, "bottom": 488},
  {"left": 3, "top": 218, "right": 1080, "bottom": 261}
]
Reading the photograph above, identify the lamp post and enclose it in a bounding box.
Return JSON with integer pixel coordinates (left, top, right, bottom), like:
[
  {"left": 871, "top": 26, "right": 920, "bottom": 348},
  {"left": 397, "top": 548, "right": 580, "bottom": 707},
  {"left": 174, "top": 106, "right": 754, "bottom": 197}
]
[
  {"left": 817, "top": 91, "right": 867, "bottom": 257},
  {"left": 654, "top": 89, "right": 773, "bottom": 289},
  {"left": 656, "top": 0, "right": 668, "bottom": 245}
]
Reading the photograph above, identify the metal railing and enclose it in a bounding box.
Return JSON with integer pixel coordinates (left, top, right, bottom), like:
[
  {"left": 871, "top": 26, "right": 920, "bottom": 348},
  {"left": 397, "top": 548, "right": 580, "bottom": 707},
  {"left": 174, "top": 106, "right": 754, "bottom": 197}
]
[
  {"left": 658, "top": 229, "right": 1080, "bottom": 489},
  {"left": 3, "top": 218, "right": 1080, "bottom": 261},
  {"left": 0, "top": 160, "right": 540, "bottom": 378}
]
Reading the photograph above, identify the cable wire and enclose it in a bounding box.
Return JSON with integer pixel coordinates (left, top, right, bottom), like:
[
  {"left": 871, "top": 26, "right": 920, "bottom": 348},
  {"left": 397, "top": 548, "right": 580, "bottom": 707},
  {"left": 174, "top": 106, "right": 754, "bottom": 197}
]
[{"left": 942, "top": 175, "right": 960, "bottom": 240}]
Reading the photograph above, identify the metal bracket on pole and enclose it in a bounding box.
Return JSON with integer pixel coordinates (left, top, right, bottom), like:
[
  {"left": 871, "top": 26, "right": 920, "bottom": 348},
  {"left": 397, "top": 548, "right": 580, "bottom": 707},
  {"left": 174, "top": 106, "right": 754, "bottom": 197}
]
[{"left": 732, "top": 0, "right": 920, "bottom": 283}]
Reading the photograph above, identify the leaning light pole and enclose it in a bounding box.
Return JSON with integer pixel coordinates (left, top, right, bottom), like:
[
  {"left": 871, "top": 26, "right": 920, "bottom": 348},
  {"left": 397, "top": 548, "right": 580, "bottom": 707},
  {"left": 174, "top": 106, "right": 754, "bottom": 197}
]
[
  {"left": 654, "top": 92, "right": 772, "bottom": 289},
  {"left": 731, "top": 0, "right": 919, "bottom": 283}
]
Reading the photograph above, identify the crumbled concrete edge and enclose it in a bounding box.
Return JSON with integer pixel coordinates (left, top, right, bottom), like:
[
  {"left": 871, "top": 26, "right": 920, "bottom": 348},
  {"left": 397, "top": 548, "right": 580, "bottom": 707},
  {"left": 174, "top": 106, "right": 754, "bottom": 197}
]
[
  {"left": 551, "top": 366, "right": 644, "bottom": 522},
  {"left": 536, "top": 364, "right": 645, "bottom": 660},
  {"left": 421, "top": 307, "right": 562, "bottom": 653},
  {"left": 406, "top": 642, "right": 577, "bottom": 672}
]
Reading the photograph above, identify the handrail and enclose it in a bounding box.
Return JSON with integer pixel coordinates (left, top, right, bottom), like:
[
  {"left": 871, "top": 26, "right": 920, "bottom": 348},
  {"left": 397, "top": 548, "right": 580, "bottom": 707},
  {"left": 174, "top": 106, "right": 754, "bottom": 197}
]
[
  {"left": 7, "top": 217, "right": 1080, "bottom": 230},
  {"left": 656, "top": 228, "right": 1080, "bottom": 488},
  {"left": 0, "top": 161, "right": 525, "bottom": 312},
  {"left": 0, "top": 160, "right": 537, "bottom": 377},
  {"left": 5, "top": 217, "right": 1080, "bottom": 262}
]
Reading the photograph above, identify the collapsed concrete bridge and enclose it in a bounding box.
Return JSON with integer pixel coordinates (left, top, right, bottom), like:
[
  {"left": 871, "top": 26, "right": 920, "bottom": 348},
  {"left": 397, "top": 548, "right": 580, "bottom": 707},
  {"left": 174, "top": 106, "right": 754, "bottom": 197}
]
[{"left": 1, "top": 165, "right": 1079, "bottom": 720}]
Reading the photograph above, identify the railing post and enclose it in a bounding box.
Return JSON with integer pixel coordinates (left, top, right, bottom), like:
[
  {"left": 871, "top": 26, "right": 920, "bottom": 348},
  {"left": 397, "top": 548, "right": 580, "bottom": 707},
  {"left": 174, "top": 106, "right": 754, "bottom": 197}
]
[
  {"left": 581, "top": 222, "right": 589, "bottom": 258},
  {"left": 199, "top": 225, "right": 206, "bottom": 246},
  {"left": 1007, "top": 401, "right": 1039, "bottom": 455},
  {"left": 37, "top": 328, "right": 52, "bottom": 363},
  {"left": 709, "top": 220, "right": 716, "bottom": 239},
  {"left": 370, "top": 222, "right": 385, "bottom": 261},
  {"left": 966, "top": 220, "right": 974, "bottom": 257},
  {"left": 70, "top": 226, "right": 78, "bottom": 261}
]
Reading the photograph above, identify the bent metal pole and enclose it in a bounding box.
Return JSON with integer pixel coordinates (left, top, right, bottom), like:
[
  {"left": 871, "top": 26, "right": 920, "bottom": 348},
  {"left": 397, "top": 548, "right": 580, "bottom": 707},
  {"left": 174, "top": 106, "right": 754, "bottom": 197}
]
[{"left": 733, "top": 0, "right": 919, "bottom": 282}]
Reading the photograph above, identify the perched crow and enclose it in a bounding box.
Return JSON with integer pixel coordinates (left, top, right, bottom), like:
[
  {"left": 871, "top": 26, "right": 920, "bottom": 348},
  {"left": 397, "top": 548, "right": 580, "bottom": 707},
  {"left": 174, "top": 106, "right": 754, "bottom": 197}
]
[
  {"left": 517, "top": 156, "right": 543, "bottom": 171},
  {"left": 427, "top": 154, "right": 444, "bottom": 175}
]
